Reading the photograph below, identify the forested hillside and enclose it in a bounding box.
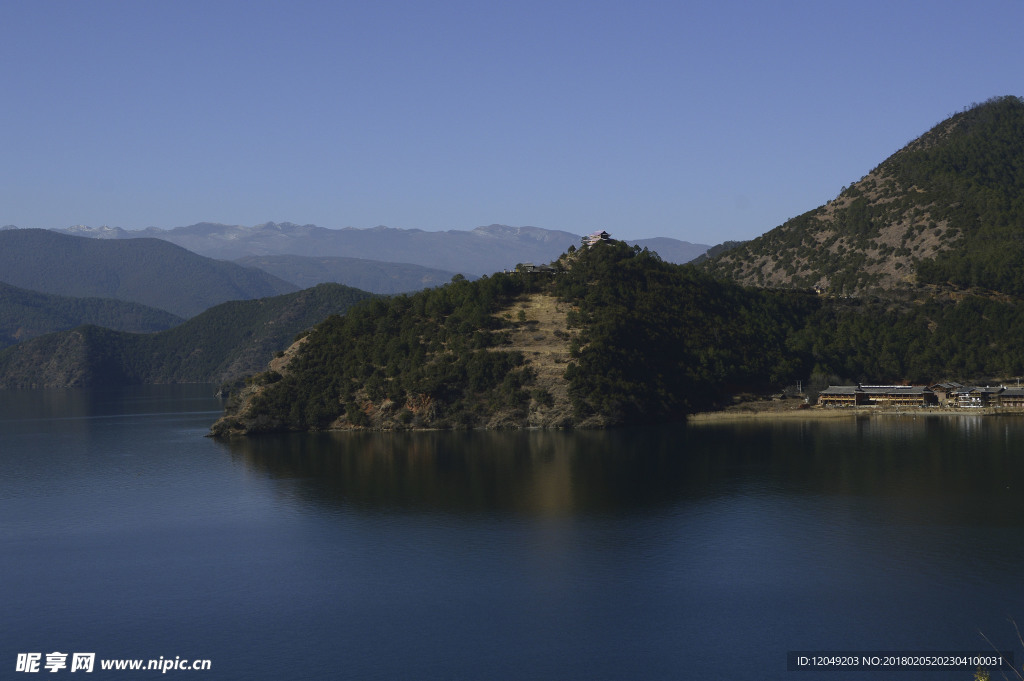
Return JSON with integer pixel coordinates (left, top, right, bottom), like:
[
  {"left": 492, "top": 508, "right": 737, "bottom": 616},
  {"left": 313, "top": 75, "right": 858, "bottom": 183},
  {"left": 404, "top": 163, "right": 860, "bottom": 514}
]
[
  {"left": 0, "top": 229, "right": 297, "bottom": 317},
  {"left": 703, "top": 96, "right": 1024, "bottom": 296},
  {"left": 0, "top": 283, "right": 373, "bottom": 388},
  {"left": 548, "top": 242, "right": 815, "bottom": 421},
  {"left": 0, "top": 282, "right": 182, "bottom": 348},
  {"left": 214, "top": 237, "right": 1024, "bottom": 435},
  {"left": 211, "top": 241, "right": 820, "bottom": 435},
  {"left": 790, "top": 294, "right": 1024, "bottom": 384}
]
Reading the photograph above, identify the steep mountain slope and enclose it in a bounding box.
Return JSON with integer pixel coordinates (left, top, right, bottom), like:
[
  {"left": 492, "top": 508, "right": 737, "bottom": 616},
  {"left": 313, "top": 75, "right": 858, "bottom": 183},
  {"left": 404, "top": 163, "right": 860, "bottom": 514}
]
[
  {"left": 54, "top": 222, "right": 709, "bottom": 274},
  {"left": 0, "top": 229, "right": 298, "bottom": 317},
  {"left": 0, "top": 281, "right": 182, "bottom": 348},
  {"left": 234, "top": 254, "right": 464, "bottom": 293},
  {"left": 703, "top": 96, "right": 1024, "bottom": 295},
  {"left": 0, "top": 283, "right": 373, "bottom": 388}
]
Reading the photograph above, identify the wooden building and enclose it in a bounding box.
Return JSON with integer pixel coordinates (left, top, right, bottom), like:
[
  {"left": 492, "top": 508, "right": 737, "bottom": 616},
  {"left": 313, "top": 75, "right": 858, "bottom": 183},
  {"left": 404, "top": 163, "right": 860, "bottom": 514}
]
[
  {"left": 817, "top": 381, "right": 1024, "bottom": 410},
  {"left": 516, "top": 263, "right": 555, "bottom": 274},
  {"left": 818, "top": 386, "right": 865, "bottom": 407},
  {"left": 998, "top": 387, "right": 1024, "bottom": 409},
  {"left": 818, "top": 384, "right": 936, "bottom": 407},
  {"left": 956, "top": 386, "right": 1002, "bottom": 408},
  {"left": 929, "top": 382, "right": 963, "bottom": 406},
  {"left": 859, "top": 385, "right": 936, "bottom": 407}
]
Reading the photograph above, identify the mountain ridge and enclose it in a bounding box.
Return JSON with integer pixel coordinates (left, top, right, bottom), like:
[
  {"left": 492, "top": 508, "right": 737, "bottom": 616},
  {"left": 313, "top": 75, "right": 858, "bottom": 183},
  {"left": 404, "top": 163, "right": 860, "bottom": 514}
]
[
  {"left": 702, "top": 95, "right": 1024, "bottom": 297},
  {"left": 0, "top": 283, "right": 374, "bottom": 388},
  {"left": 0, "top": 229, "right": 298, "bottom": 317},
  {"left": 233, "top": 254, "right": 466, "bottom": 294},
  {"left": 46, "top": 222, "right": 710, "bottom": 274},
  {"left": 0, "top": 281, "right": 183, "bottom": 349}
]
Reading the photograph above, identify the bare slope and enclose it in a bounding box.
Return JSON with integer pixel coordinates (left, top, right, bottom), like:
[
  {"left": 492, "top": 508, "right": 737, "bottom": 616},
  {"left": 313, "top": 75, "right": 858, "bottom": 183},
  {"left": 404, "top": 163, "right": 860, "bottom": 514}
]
[{"left": 490, "top": 293, "right": 576, "bottom": 428}]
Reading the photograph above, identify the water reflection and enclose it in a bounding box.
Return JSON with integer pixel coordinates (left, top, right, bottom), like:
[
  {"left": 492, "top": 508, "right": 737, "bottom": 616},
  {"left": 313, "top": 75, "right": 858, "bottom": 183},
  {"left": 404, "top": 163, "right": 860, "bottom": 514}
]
[
  {"left": 223, "top": 416, "right": 1024, "bottom": 520},
  {"left": 225, "top": 427, "right": 697, "bottom": 515},
  {"left": 6, "top": 386, "right": 1024, "bottom": 681}
]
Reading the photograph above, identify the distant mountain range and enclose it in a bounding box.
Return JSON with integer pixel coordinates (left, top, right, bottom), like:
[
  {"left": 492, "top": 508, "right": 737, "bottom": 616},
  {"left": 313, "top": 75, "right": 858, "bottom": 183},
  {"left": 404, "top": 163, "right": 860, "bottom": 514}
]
[
  {"left": 0, "top": 283, "right": 373, "bottom": 388},
  {"left": 233, "top": 255, "right": 465, "bottom": 293},
  {"left": 0, "top": 229, "right": 297, "bottom": 317},
  {"left": 48, "top": 222, "right": 710, "bottom": 275}
]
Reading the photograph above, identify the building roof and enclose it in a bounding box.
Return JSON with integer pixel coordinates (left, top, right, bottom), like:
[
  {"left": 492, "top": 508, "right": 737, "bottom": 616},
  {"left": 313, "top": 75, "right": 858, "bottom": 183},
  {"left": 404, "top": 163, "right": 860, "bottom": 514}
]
[
  {"left": 820, "top": 384, "right": 936, "bottom": 396},
  {"left": 930, "top": 382, "right": 964, "bottom": 391},
  {"left": 961, "top": 385, "right": 1004, "bottom": 395},
  {"left": 820, "top": 386, "right": 861, "bottom": 395},
  {"left": 859, "top": 385, "right": 931, "bottom": 395}
]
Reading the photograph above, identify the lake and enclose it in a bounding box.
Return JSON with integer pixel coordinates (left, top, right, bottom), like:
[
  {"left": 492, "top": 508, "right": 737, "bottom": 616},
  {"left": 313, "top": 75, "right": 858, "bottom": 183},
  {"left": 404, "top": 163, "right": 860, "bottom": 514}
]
[{"left": 2, "top": 385, "right": 1023, "bottom": 680}]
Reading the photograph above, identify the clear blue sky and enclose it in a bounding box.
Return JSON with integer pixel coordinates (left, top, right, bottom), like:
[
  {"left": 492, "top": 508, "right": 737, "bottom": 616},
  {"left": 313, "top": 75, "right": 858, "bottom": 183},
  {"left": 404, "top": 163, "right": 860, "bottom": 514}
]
[{"left": 1, "top": 0, "right": 1021, "bottom": 244}]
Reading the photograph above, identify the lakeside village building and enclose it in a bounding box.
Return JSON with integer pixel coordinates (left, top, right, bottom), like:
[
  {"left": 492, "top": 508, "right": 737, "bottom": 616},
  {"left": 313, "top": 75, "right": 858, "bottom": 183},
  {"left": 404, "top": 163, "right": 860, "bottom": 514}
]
[{"left": 818, "top": 383, "right": 1024, "bottom": 409}]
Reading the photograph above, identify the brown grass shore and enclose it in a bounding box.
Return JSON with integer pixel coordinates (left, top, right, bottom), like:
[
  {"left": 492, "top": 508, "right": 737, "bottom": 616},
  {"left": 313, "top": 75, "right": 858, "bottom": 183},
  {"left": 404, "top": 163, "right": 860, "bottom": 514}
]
[{"left": 687, "top": 399, "right": 1019, "bottom": 423}]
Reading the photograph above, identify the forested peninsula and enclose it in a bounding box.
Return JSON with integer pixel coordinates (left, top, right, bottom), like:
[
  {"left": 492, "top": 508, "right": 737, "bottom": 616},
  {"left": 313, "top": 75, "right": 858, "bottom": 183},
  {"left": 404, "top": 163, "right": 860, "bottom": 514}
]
[
  {"left": 211, "top": 235, "right": 1024, "bottom": 436},
  {"left": 211, "top": 240, "right": 807, "bottom": 434}
]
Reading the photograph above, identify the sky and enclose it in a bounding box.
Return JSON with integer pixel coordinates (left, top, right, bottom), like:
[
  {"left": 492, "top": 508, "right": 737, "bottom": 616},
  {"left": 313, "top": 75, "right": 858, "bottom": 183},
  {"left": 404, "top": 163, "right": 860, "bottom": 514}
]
[{"left": 1, "top": 0, "right": 1021, "bottom": 245}]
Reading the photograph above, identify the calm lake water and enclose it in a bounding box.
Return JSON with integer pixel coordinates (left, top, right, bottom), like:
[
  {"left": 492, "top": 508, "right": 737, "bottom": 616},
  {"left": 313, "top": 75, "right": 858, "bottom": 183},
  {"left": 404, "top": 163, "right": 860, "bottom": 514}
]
[{"left": 2, "top": 385, "right": 1024, "bottom": 680}]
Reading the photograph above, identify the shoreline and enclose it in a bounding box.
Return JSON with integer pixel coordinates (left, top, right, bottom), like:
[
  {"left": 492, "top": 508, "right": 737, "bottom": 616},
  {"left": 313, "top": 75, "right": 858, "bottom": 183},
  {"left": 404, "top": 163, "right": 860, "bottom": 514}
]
[{"left": 687, "top": 404, "right": 1023, "bottom": 423}]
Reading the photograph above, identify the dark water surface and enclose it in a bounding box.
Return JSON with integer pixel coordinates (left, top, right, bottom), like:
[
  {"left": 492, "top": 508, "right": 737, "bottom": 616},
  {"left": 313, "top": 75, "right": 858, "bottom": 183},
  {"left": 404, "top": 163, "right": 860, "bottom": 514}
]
[{"left": 2, "top": 385, "right": 1023, "bottom": 679}]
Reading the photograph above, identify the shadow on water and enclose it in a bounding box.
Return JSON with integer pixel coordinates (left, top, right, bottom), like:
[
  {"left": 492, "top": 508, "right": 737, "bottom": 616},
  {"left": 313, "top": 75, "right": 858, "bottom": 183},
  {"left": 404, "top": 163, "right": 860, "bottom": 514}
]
[{"left": 221, "top": 415, "right": 1024, "bottom": 520}]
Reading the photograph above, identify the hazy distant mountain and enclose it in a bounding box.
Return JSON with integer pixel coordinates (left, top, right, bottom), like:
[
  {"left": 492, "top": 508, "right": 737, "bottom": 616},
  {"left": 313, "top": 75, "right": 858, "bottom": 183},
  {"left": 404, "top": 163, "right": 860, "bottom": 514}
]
[
  {"left": 0, "top": 229, "right": 298, "bottom": 317},
  {"left": 0, "top": 281, "right": 182, "bottom": 349},
  {"left": 627, "top": 237, "right": 711, "bottom": 264},
  {"left": 53, "top": 222, "right": 709, "bottom": 275},
  {"left": 234, "top": 254, "right": 465, "bottom": 293},
  {"left": 0, "top": 283, "right": 374, "bottom": 388}
]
